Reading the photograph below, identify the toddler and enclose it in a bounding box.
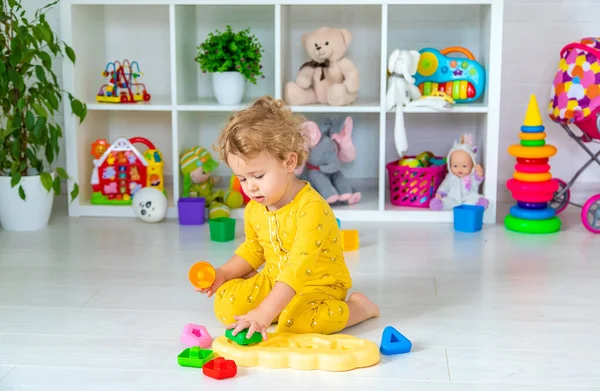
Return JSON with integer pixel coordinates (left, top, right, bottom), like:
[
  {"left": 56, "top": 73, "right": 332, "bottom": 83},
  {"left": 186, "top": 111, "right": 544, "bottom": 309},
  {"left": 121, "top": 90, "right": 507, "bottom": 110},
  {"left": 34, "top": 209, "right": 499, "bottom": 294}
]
[{"left": 197, "top": 96, "right": 379, "bottom": 340}]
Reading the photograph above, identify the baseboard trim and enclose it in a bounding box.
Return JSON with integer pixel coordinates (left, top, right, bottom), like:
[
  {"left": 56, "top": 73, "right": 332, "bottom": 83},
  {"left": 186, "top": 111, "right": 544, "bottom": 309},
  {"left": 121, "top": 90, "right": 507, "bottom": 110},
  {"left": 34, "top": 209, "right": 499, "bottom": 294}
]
[{"left": 497, "top": 180, "right": 600, "bottom": 205}]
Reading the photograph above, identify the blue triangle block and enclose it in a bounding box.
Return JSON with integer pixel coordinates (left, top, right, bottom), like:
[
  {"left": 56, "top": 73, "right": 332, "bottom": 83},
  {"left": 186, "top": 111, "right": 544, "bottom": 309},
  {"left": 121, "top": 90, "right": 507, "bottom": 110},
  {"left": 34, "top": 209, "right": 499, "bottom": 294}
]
[{"left": 380, "top": 326, "right": 411, "bottom": 355}]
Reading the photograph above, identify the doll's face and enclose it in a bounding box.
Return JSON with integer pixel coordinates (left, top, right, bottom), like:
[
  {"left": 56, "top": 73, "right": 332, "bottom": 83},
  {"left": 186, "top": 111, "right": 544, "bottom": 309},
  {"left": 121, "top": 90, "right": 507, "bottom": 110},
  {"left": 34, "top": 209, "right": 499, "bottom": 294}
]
[
  {"left": 450, "top": 150, "right": 473, "bottom": 178},
  {"left": 190, "top": 167, "right": 211, "bottom": 184}
]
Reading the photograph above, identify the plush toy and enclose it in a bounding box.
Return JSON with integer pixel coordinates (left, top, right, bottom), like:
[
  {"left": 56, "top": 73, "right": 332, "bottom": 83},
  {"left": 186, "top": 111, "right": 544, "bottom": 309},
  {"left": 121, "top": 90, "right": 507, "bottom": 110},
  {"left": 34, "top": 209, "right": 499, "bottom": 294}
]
[
  {"left": 385, "top": 49, "right": 422, "bottom": 158},
  {"left": 284, "top": 27, "right": 359, "bottom": 106},
  {"left": 296, "top": 116, "right": 361, "bottom": 204},
  {"left": 429, "top": 133, "right": 488, "bottom": 211},
  {"left": 180, "top": 146, "right": 244, "bottom": 219}
]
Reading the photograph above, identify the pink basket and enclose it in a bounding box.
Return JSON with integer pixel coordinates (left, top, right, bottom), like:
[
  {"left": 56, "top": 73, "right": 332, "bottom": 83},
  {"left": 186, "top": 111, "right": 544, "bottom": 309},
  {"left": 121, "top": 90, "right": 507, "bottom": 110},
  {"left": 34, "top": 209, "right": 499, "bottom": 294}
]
[{"left": 386, "top": 158, "right": 448, "bottom": 208}]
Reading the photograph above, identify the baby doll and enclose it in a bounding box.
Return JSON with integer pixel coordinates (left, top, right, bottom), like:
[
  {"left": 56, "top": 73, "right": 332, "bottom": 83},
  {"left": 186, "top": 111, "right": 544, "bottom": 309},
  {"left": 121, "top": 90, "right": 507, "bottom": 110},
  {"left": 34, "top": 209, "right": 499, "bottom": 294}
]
[{"left": 429, "top": 133, "right": 489, "bottom": 211}]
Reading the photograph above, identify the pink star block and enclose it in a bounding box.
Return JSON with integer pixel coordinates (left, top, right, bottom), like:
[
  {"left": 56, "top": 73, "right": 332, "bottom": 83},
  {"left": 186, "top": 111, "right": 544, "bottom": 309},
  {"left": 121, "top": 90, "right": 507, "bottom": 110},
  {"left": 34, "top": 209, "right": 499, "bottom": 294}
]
[{"left": 181, "top": 324, "right": 212, "bottom": 348}]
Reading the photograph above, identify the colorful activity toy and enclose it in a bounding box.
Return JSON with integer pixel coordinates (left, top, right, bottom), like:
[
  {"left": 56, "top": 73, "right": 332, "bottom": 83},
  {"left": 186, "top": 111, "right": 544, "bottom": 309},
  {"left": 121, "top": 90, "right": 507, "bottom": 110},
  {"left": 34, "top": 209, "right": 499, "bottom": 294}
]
[
  {"left": 380, "top": 326, "right": 412, "bottom": 355},
  {"left": 341, "top": 229, "right": 359, "bottom": 252},
  {"left": 505, "top": 95, "right": 561, "bottom": 234},
  {"left": 90, "top": 137, "right": 164, "bottom": 205},
  {"left": 414, "top": 47, "right": 485, "bottom": 103},
  {"left": 180, "top": 324, "right": 212, "bottom": 349},
  {"left": 211, "top": 332, "right": 380, "bottom": 372},
  {"left": 96, "top": 60, "right": 151, "bottom": 103},
  {"left": 547, "top": 37, "right": 600, "bottom": 233},
  {"left": 188, "top": 262, "right": 216, "bottom": 290}
]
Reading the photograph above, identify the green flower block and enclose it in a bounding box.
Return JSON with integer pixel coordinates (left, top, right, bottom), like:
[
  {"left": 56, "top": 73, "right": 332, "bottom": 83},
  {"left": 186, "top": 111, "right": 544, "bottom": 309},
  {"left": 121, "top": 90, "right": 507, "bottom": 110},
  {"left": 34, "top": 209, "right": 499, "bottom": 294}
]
[
  {"left": 177, "top": 346, "right": 215, "bottom": 368},
  {"left": 225, "top": 328, "right": 263, "bottom": 346}
]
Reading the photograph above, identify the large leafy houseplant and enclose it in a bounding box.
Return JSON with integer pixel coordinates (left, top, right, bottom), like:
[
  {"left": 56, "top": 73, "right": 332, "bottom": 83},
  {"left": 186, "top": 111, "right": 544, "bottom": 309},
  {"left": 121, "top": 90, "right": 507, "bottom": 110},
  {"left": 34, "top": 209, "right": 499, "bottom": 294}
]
[
  {"left": 0, "top": 0, "right": 86, "bottom": 201},
  {"left": 195, "top": 25, "right": 264, "bottom": 84}
]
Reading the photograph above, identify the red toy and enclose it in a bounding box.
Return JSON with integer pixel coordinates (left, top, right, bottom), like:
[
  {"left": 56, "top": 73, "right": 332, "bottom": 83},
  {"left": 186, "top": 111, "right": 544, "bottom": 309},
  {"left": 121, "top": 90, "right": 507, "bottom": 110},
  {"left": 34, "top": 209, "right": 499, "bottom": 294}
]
[
  {"left": 202, "top": 357, "right": 237, "bottom": 380},
  {"left": 90, "top": 137, "right": 164, "bottom": 205}
]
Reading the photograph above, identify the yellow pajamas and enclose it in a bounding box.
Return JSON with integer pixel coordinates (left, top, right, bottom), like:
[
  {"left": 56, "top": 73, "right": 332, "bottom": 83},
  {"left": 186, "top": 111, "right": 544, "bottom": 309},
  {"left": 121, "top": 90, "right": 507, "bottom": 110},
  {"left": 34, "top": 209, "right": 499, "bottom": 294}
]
[{"left": 214, "top": 182, "right": 352, "bottom": 334}]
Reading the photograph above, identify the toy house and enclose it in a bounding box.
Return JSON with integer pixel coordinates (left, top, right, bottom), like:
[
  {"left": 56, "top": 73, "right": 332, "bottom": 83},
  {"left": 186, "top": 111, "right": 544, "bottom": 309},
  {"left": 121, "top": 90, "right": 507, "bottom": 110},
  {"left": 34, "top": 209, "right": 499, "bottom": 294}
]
[{"left": 90, "top": 137, "right": 164, "bottom": 205}]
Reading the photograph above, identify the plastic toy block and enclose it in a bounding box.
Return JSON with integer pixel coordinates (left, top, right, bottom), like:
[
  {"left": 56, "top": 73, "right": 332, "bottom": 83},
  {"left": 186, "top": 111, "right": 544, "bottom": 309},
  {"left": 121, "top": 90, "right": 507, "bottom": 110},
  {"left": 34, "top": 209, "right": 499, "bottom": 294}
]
[
  {"left": 341, "top": 229, "right": 359, "bottom": 252},
  {"left": 188, "top": 261, "right": 216, "bottom": 289},
  {"left": 336, "top": 218, "right": 341, "bottom": 228},
  {"left": 380, "top": 326, "right": 412, "bottom": 355},
  {"left": 177, "top": 346, "right": 215, "bottom": 368},
  {"left": 225, "top": 328, "right": 263, "bottom": 346},
  {"left": 212, "top": 332, "right": 380, "bottom": 371},
  {"left": 202, "top": 357, "right": 237, "bottom": 380},
  {"left": 180, "top": 323, "right": 212, "bottom": 348}
]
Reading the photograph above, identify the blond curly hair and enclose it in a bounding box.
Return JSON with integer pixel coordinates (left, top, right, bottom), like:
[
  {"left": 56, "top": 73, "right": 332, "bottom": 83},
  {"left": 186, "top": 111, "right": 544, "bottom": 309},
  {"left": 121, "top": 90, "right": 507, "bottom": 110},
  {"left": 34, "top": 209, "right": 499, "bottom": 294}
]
[{"left": 216, "top": 96, "right": 308, "bottom": 167}]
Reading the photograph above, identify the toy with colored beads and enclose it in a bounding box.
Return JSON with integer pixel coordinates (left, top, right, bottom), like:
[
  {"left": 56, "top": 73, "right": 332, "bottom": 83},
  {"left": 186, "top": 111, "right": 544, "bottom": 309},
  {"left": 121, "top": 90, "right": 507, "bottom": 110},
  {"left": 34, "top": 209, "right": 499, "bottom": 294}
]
[
  {"left": 504, "top": 94, "right": 561, "bottom": 234},
  {"left": 96, "top": 59, "right": 151, "bottom": 104}
]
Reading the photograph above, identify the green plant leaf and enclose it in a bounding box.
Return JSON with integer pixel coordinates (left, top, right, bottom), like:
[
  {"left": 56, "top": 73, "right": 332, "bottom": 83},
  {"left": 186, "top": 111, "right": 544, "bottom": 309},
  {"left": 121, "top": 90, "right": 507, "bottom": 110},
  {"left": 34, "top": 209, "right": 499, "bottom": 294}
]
[
  {"left": 56, "top": 167, "right": 69, "bottom": 180},
  {"left": 11, "top": 172, "right": 21, "bottom": 187},
  {"left": 40, "top": 172, "right": 53, "bottom": 191},
  {"left": 35, "top": 65, "right": 46, "bottom": 83},
  {"left": 18, "top": 185, "right": 25, "bottom": 201},
  {"left": 32, "top": 102, "right": 47, "bottom": 117},
  {"left": 64, "top": 44, "right": 76, "bottom": 63},
  {"left": 25, "top": 111, "right": 35, "bottom": 130},
  {"left": 52, "top": 176, "right": 61, "bottom": 195},
  {"left": 70, "top": 183, "right": 79, "bottom": 202}
]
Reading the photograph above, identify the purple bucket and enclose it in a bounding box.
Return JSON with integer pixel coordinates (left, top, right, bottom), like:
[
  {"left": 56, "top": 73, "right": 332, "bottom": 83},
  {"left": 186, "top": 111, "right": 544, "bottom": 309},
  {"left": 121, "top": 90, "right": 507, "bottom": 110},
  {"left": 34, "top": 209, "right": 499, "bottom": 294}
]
[{"left": 178, "top": 197, "right": 206, "bottom": 225}]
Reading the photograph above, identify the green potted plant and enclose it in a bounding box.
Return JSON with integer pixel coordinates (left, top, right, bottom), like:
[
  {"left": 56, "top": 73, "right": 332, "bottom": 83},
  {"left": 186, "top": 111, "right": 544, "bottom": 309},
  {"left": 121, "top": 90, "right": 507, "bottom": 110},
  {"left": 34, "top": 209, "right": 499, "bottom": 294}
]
[
  {"left": 195, "top": 25, "right": 264, "bottom": 105},
  {"left": 0, "top": 0, "right": 87, "bottom": 231}
]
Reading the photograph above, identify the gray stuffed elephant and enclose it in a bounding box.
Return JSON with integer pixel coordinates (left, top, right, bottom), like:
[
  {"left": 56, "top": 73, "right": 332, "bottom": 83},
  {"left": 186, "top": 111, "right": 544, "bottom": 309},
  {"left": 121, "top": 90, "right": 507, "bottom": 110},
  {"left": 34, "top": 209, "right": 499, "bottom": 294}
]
[{"left": 296, "top": 116, "right": 361, "bottom": 204}]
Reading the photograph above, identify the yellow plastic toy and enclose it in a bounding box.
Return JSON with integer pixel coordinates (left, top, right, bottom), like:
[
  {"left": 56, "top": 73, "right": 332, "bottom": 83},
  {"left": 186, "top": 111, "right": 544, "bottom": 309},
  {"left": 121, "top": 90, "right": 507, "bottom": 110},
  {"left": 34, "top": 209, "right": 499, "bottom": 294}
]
[
  {"left": 188, "top": 262, "right": 216, "bottom": 289},
  {"left": 211, "top": 332, "right": 380, "bottom": 372},
  {"left": 341, "top": 229, "right": 359, "bottom": 252}
]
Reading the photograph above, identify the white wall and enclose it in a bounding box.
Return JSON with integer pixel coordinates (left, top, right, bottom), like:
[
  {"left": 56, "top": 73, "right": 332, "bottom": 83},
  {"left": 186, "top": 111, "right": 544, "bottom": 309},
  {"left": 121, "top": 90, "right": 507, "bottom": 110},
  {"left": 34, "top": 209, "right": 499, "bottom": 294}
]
[
  {"left": 27, "top": 0, "right": 600, "bottom": 200},
  {"left": 500, "top": 0, "right": 600, "bottom": 201}
]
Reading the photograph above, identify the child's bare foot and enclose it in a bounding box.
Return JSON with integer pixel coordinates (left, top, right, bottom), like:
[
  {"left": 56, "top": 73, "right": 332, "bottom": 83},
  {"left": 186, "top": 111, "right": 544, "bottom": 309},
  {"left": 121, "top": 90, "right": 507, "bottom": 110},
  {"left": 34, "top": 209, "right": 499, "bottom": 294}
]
[{"left": 345, "top": 292, "right": 380, "bottom": 328}]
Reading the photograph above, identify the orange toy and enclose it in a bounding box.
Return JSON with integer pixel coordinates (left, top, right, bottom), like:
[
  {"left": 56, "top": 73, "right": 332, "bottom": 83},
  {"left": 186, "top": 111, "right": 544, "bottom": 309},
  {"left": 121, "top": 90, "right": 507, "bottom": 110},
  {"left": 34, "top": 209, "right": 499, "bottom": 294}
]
[
  {"left": 230, "top": 175, "right": 250, "bottom": 204},
  {"left": 189, "top": 262, "right": 216, "bottom": 289}
]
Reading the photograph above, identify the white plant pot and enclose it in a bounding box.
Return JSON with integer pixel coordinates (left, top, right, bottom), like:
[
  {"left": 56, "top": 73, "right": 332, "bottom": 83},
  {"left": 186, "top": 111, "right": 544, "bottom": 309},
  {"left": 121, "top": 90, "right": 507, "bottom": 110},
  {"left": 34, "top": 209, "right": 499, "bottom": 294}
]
[
  {"left": 0, "top": 175, "right": 55, "bottom": 231},
  {"left": 212, "top": 71, "right": 245, "bottom": 105}
]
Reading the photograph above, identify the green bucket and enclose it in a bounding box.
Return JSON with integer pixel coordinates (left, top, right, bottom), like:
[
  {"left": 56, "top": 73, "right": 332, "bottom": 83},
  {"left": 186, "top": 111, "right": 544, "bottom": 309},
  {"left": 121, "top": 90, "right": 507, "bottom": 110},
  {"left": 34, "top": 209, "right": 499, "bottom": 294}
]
[{"left": 209, "top": 217, "right": 236, "bottom": 242}]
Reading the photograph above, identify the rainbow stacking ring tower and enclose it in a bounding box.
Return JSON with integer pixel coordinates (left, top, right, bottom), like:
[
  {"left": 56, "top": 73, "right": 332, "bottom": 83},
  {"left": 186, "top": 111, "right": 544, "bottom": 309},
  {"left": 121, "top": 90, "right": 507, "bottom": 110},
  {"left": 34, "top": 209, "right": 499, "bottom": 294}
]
[{"left": 504, "top": 94, "right": 561, "bottom": 234}]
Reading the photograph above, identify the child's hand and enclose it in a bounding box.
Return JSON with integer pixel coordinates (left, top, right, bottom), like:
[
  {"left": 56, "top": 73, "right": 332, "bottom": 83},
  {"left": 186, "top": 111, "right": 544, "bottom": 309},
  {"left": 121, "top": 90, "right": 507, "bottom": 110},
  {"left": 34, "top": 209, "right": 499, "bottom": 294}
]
[
  {"left": 226, "top": 308, "right": 272, "bottom": 341},
  {"left": 196, "top": 267, "right": 228, "bottom": 297}
]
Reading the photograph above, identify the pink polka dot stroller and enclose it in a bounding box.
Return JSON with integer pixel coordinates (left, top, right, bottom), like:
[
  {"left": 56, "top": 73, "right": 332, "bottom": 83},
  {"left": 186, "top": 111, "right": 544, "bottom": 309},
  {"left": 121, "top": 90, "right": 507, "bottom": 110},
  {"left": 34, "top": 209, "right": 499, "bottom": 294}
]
[{"left": 548, "top": 37, "right": 600, "bottom": 233}]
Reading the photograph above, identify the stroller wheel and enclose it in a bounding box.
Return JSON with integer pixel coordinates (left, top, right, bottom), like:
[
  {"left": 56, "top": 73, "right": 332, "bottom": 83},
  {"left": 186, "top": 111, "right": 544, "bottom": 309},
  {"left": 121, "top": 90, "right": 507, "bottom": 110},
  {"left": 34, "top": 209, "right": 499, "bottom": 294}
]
[
  {"left": 581, "top": 194, "right": 600, "bottom": 233},
  {"left": 550, "top": 178, "right": 570, "bottom": 215}
]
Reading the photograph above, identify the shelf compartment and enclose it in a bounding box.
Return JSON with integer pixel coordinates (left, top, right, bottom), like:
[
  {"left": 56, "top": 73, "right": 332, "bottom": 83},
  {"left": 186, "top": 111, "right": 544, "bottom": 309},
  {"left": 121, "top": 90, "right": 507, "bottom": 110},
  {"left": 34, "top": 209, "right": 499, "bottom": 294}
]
[
  {"left": 73, "top": 111, "right": 175, "bottom": 217},
  {"left": 70, "top": 5, "right": 172, "bottom": 109},
  {"left": 279, "top": 4, "right": 382, "bottom": 112},
  {"left": 387, "top": 4, "right": 491, "bottom": 107},
  {"left": 174, "top": 5, "right": 276, "bottom": 107}
]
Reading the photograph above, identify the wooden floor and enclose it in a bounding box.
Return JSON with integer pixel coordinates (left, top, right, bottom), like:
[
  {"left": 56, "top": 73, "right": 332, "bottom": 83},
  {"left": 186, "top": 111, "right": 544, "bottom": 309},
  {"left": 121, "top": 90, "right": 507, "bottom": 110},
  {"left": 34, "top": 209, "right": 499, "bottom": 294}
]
[{"left": 1, "top": 200, "right": 599, "bottom": 390}]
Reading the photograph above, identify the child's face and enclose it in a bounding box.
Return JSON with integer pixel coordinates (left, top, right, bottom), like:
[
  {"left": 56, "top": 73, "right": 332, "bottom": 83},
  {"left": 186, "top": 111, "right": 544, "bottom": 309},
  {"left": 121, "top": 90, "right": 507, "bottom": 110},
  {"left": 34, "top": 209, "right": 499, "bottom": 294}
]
[
  {"left": 228, "top": 151, "right": 296, "bottom": 209},
  {"left": 450, "top": 150, "right": 473, "bottom": 178}
]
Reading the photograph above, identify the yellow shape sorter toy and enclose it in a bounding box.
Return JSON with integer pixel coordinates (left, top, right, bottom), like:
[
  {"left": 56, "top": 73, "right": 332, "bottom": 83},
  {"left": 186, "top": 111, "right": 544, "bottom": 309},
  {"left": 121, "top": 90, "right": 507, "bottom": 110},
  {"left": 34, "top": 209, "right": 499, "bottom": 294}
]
[{"left": 211, "top": 332, "right": 380, "bottom": 372}]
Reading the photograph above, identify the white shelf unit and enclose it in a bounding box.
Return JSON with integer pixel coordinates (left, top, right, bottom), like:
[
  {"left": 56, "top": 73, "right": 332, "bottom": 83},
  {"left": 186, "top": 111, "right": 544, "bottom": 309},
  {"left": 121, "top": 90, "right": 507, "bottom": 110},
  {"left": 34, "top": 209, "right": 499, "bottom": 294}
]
[{"left": 60, "top": 0, "right": 503, "bottom": 223}]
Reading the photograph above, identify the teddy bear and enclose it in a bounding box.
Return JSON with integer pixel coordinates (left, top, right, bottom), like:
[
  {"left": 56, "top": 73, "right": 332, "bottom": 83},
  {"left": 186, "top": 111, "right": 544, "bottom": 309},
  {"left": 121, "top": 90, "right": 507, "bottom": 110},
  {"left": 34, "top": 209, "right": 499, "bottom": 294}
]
[{"left": 284, "top": 26, "right": 359, "bottom": 106}]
